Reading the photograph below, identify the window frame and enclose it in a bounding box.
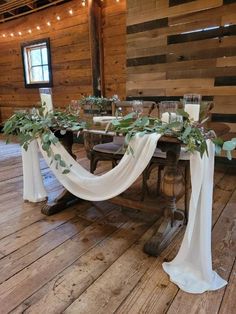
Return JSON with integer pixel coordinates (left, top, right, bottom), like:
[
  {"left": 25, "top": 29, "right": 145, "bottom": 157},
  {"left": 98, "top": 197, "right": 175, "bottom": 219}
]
[{"left": 21, "top": 38, "right": 53, "bottom": 88}]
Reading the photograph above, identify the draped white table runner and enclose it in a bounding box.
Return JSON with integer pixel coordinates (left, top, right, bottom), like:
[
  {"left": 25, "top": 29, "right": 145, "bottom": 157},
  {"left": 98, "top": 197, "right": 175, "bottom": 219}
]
[
  {"left": 21, "top": 134, "right": 227, "bottom": 293},
  {"left": 163, "top": 140, "right": 227, "bottom": 293}
]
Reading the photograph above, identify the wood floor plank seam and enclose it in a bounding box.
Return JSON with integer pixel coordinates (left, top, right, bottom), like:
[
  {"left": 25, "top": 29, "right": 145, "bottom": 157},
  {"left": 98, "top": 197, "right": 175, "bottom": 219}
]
[
  {"left": 112, "top": 169, "right": 236, "bottom": 314},
  {"left": 0, "top": 203, "right": 114, "bottom": 258},
  {"left": 0, "top": 210, "right": 130, "bottom": 313},
  {"left": 0, "top": 215, "right": 103, "bottom": 284},
  {"left": 165, "top": 189, "right": 236, "bottom": 314},
  {"left": 19, "top": 218, "right": 155, "bottom": 314},
  {"left": 218, "top": 257, "right": 236, "bottom": 313},
  {"left": 0, "top": 137, "right": 235, "bottom": 313}
]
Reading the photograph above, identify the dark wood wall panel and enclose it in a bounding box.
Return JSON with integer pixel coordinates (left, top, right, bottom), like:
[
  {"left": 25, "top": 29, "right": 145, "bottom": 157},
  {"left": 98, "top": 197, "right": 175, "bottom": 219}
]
[
  {"left": 102, "top": 0, "right": 127, "bottom": 99},
  {"left": 0, "top": 0, "right": 127, "bottom": 122},
  {"left": 127, "top": 0, "right": 236, "bottom": 131},
  {"left": 0, "top": 0, "right": 92, "bottom": 122}
]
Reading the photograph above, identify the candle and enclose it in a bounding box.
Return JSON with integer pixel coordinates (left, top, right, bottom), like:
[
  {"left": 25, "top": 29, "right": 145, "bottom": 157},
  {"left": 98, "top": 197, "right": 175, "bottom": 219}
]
[
  {"left": 161, "top": 112, "right": 170, "bottom": 123},
  {"left": 40, "top": 93, "right": 53, "bottom": 113},
  {"left": 184, "top": 104, "right": 200, "bottom": 121},
  {"left": 161, "top": 112, "right": 176, "bottom": 123}
]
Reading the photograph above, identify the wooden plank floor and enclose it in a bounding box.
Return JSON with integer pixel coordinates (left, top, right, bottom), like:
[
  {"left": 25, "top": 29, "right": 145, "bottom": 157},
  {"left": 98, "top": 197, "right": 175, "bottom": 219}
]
[{"left": 0, "top": 135, "right": 235, "bottom": 314}]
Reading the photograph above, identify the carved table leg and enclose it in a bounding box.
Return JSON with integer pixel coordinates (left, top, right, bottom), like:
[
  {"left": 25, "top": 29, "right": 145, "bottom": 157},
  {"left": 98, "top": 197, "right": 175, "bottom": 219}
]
[
  {"left": 41, "top": 131, "right": 81, "bottom": 215},
  {"left": 144, "top": 144, "right": 185, "bottom": 256}
]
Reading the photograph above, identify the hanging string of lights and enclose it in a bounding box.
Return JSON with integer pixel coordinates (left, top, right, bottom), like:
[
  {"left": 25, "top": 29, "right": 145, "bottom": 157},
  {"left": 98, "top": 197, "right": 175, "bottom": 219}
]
[{"left": 1, "top": 0, "right": 121, "bottom": 40}]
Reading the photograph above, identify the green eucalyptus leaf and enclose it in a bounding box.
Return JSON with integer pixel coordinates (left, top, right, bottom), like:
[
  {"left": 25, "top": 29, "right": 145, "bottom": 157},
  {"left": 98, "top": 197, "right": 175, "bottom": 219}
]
[
  {"left": 54, "top": 154, "right": 61, "bottom": 161},
  {"left": 182, "top": 126, "right": 192, "bottom": 139},
  {"left": 212, "top": 137, "right": 224, "bottom": 147},
  {"left": 42, "top": 143, "right": 50, "bottom": 151},
  {"left": 59, "top": 160, "right": 66, "bottom": 167},
  {"left": 62, "top": 169, "right": 70, "bottom": 174},
  {"left": 222, "top": 141, "right": 235, "bottom": 151},
  {"left": 215, "top": 145, "right": 222, "bottom": 155},
  {"left": 139, "top": 131, "right": 147, "bottom": 137},
  {"left": 177, "top": 109, "right": 189, "bottom": 118}
]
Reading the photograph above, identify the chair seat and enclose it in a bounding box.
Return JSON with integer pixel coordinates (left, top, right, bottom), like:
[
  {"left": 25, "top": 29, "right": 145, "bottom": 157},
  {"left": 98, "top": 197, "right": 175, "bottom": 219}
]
[
  {"left": 153, "top": 147, "right": 191, "bottom": 161},
  {"left": 93, "top": 142, "right": 124, "bottom": 154}
]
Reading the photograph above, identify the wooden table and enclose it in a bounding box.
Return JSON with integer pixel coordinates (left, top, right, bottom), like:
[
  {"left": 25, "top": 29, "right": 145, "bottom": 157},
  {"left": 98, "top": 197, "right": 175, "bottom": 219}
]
[{"left": 41, "top": 122, "right": 230, "bottom": 256}]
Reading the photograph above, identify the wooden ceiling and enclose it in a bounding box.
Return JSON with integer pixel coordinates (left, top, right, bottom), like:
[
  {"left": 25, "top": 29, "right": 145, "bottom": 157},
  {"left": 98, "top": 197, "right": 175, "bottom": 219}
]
[{"left": 0, "top": 0, "right": 71, "bottom": 23}]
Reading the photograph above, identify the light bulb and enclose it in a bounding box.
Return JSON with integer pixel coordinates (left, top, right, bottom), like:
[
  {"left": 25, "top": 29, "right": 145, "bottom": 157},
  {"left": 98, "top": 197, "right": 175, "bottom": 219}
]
[
  {"left": 36, "top": 26, "right": 40, "bottom": 30},
  {"left": 2, "top": 34, "right": 6, "bottom": 37},
  {"left": 69, "top": 9, "right": 73, "bottom": 15},
  {"left": 18, "top": 31, "right": 22, "bottom": 35},
  {"left": 56, "top": 16, "right": 61, "bottom": 20},
  {"left": 47, "top": 21, "right": 51, "bottom": 26},
  {"left": 28, "top": 29, "right": 32, "bottom": 33},
  {"left": 82, "top": 0, "right": 86, "bottom": 6},
  {"left": 10, "top": 33, "right": 14, "bottom": 37}
]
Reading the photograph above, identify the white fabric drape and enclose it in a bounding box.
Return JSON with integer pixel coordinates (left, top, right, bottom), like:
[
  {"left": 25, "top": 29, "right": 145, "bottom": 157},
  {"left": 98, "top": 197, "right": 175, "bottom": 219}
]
[
  {"left": 22, "top": 140, "right": 47, "bottom": 202},
  {"left": 21, "top": 134, "right": 227, "bottom": 293},
  {"left": 37, "top": 133, "right": 161, "bottom": 201},
  {"left": 162, "top": 140, "right": 227, "bottom": 293}
]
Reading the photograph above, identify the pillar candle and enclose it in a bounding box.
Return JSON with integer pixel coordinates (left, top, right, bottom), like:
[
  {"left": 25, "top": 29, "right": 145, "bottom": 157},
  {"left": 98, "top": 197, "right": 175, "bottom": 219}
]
[
  {"left": 40, "top": 93, "right": 53, "bottom": 113},
  {"left": 161, "top": 112, "right": 170, "bottom": 123},
  {"left": 184, "top": 104, "right": 200, "bottom": 121},
  {"left": 161, "top": 112, "right": 177, "bottom": 124}
]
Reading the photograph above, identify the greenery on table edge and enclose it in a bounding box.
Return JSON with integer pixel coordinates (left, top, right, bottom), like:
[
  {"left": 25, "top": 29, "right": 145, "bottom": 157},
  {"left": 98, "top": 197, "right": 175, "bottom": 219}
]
[
  {"left": 110, "top": 111, "right": 236, "bottom": 159},
  {"left": 3, "top": 107, "right": 236, "bottom": 174},
  {"left": 3, "top": 106, "right": 86, "bottom": 174},
  {"left": 79, "top": 95, "right": 118, "bottom": 112}
]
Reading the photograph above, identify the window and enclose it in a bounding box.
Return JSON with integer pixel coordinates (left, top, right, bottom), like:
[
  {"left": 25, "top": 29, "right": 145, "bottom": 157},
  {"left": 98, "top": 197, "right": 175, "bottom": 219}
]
[{"left": 21, "top": 38, "right": 53, "bottom": 88}]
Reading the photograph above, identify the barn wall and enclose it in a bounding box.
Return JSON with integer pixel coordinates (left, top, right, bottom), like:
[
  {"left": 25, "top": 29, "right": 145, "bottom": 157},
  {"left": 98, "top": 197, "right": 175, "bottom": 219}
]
[{"left": 126, "top": 0, "right": 236, "bottom": 131}]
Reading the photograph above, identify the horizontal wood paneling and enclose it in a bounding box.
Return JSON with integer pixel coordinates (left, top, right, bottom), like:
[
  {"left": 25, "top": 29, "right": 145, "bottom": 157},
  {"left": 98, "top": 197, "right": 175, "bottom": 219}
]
[
  {"left": 127, "top": 0, "right": 236, "bottom": 131},
  {"left": 0, "top": 0, "right": 127, "bottom": 122},
  {"left": 102, "top": 0, "right": 127, "bottom": 99},
  {"left": 0, "top": 0, "right": 92, "bottom": 122}
]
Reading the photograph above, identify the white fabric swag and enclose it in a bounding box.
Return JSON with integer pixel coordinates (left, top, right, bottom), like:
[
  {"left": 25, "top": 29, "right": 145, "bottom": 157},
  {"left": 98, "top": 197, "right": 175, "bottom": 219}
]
[{"left": 22, "top": 134, "right": 227, "bottom": 293}]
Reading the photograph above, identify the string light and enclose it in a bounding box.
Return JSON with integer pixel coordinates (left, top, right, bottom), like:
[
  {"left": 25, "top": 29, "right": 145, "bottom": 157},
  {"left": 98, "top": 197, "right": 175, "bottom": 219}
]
[{"left": 1, "top": 1, "right": 124, "bottom": 39}]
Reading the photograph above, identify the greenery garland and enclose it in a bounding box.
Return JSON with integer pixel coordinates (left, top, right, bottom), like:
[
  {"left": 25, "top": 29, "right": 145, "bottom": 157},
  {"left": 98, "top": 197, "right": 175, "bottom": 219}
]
[
  {"left": 3, "top": 106, "right": 86, "bottom": 174},
  {"left": 2, "top": 106, "right": 236, "bottom": 175},
  {"left": 111, "top": 111, "right": 236, "bottom": 159}
]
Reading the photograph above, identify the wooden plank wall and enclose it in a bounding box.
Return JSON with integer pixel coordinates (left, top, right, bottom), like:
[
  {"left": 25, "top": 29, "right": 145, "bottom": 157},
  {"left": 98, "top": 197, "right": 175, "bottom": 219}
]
[
  {"left": 126, "top": 0, "right": 236, "bottom": 131},
  {"left": 102, "top": 0, "right": 127, "bottom": 99},
  {"left": 0, "top": 0, "right": 92, "bottom": 121},
  {"left": 0, "top": 0, "right": 127, "bottom": 123}
]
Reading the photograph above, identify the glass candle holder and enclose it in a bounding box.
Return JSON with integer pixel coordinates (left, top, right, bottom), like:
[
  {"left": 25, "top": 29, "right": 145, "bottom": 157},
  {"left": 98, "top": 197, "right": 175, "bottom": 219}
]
[
  {"left": 132, "top": 100, "right": 143, "bottom": 118},
  {"left": 183, "top": 94, "right": 201, "bottom": 122},
  {"left": 70, "top": 100, "right": 81, "bottom": 116},
  {"left": 159, "top": 101, "right": 179, "bottom": 124}
]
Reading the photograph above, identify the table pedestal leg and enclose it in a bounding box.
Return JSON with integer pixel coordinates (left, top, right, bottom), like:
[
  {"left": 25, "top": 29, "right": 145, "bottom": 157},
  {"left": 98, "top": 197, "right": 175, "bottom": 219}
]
[
  {"left": 144, "top": 146, "right": 185, "bottom": 256},
  {"left": 41, "top": 131, "right": 81, "bottom": 216},
  {"left": 41, "top": 190, "right": 80, "bottom": 215}
]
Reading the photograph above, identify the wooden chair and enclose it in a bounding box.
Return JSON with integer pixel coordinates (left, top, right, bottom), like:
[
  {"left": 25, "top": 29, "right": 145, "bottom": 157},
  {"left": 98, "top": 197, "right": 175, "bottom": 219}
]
[
  {"left": 88, "top": 101, "right": 157, "bottom": 173},
  {"left": 87, "top": 101, "right": 214, "bottom": 223}
]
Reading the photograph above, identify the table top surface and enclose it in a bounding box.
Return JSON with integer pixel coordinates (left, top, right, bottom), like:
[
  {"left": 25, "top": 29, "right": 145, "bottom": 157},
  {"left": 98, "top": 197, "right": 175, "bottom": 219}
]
[{"left": 83, "top": 121, "right": 230, "bottom": 144}]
